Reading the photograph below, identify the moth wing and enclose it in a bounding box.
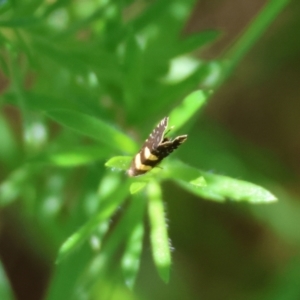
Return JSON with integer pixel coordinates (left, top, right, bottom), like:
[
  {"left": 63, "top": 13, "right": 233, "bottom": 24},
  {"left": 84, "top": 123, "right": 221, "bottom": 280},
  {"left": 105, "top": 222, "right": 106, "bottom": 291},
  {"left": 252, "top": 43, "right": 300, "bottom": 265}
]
[
  {"left": 155, "top": 135, "right": 187, "bottom": 159},
  {"left": 144, "top": 117, "right": 169, "bottom": 150}
]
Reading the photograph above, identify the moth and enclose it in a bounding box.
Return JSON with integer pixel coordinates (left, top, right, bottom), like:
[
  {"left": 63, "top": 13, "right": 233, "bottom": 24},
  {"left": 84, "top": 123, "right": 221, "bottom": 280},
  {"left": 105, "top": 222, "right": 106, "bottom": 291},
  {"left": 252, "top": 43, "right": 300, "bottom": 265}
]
[{"left": 127, "top": 116, "right": 187, "bottom": 177}]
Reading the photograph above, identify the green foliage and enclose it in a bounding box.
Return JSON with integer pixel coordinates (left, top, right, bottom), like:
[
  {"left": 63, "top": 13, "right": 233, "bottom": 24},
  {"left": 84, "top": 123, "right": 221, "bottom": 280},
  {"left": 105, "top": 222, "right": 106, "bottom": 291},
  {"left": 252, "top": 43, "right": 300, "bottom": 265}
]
[
  {"left": 147, "top": 181, "right": 171, "bottom": 283},
  {"left": 0, "top": 0, "right": 291, "bottom": 299},
  {"left": 46, "top": 109, "right": 138, "bottom": 153},
  {"left": 0, "top": 261, "right": 14, "bottom": 300}
]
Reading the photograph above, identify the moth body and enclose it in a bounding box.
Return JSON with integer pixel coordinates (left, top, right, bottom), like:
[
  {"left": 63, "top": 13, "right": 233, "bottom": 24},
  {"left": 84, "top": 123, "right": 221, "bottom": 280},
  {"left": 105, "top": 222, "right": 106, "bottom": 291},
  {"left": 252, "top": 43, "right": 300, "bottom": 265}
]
[{"left": 127, "top": 117, "right": 187, "bottom": 177}]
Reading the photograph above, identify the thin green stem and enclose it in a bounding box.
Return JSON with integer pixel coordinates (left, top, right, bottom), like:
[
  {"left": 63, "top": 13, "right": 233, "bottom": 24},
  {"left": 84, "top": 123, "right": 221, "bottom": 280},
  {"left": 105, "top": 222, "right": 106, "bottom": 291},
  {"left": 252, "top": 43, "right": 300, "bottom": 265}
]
[{"left": 221, "top": 0, "right": 291, "bottom": 84}]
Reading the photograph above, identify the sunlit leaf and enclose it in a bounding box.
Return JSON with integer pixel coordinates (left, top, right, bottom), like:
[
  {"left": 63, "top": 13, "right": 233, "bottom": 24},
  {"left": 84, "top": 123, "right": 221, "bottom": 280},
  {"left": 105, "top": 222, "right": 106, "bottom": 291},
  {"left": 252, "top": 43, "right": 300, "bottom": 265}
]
[
  {"left": 169, "top": 90, "right": 207, "bottom": 132},
  {"left": 161, "top": 159, "right": 202, "bottom": 182},
  {"left": 147, "top": 181, "right": 171, "bottom": 283},
  {"left": 84, "top": 193, "right": 146, "bottom": 285},
  {"left": 202, "top": 172, "right": 277, "bottom": 203},
  {"left": 121, "top": 194, "right": 145, "bottom": 288},
  {"left": 105, "top": 156, "right": 131, "bottom": 171},
  {"left": 30, "top": 146, "right": 111, "bottom": 167},
  {"left": 168, "top": 160, "right": 277, "bottom": 203},
  {"left": 0, "top": 167, "right": 31, "bottom": 206},
  {"left": 190, "top": 176, "right": 206, "bottom": 187},
  {"left": 46, "top": 110, "right": 138, "bottom": 154},
  {"left": 130, "top": 182, "right": 147, "bottom": 194},
  {"left": 56, "top": 181, "right": 130, "bottom": 263},
  {"left": 122, "top": 222, "right": 144, "bottom": 289}
]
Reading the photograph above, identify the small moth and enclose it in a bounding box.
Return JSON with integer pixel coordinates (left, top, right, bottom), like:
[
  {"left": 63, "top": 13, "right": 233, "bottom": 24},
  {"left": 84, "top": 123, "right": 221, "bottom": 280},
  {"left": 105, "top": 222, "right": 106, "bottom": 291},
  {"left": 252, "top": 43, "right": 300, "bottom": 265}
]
[{"left": 127, "top": 116, "right": 187, "bottom": 177}]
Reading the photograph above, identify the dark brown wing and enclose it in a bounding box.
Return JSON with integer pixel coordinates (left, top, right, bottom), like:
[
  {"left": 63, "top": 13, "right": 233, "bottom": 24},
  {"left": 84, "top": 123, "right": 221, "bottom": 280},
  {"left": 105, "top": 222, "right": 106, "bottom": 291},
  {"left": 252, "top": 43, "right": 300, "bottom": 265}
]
[
  {"left": 143, "top": 117, "right": 169, "bottom": 151},
  {"left": 153, "top": 134, "right": 187, "bottom": 160},
  {"left": 127, "top": 117, "right": 187, "bottom": 177}
]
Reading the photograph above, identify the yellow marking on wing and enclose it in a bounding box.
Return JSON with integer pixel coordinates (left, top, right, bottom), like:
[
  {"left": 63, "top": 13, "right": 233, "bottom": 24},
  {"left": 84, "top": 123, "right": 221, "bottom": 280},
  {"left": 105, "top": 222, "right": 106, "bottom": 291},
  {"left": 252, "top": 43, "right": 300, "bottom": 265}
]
[
  {"left": 139, "top": 164, "right": 152, "bottom": 171},
  {"left": 135, "top": 153, "right": 152, "bottom": 171},
  {"left": 134, "top": 153, "right": 142, "bottom": 169},
  {"left": 144, "top": 146, "right": 158, "bottom": 161}
]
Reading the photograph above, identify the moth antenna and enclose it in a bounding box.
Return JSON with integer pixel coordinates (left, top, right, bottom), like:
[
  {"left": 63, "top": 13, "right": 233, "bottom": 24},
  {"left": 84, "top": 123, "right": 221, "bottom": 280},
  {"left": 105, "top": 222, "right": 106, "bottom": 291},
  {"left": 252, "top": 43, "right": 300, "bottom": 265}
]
[
  {"left": 164, "top": 125, "right": 175, "bottom": 136},
  {"left": 155, "top": 166, "right": 163, "bottom": 170}
]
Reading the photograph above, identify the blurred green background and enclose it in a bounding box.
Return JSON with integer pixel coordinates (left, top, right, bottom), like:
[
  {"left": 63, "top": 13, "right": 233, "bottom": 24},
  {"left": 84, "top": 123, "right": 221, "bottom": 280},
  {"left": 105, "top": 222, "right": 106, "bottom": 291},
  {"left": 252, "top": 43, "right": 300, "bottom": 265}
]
[{"left": 0, "top": 0, "right": 299, "bottom": 299}]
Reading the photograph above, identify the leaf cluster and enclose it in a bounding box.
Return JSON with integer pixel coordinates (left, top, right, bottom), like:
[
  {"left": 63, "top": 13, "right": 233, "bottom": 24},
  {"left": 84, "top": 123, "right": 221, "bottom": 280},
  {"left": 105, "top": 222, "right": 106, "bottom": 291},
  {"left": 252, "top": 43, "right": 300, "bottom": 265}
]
[{"left": 0, "top": 0, "right": 285, "bottom": 298}]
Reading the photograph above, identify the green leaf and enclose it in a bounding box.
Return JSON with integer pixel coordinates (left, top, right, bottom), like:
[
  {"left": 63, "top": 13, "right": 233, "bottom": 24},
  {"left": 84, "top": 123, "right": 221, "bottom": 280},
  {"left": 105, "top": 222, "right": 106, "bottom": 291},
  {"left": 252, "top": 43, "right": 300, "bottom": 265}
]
[
  {"left": 168, "top": 160, "right": 277, "bottom": 203},
  {"left": 0, "top": 167, "right": 32, "bottom": 207},
  {"left": 224, "top": 0, "right": 291, "bottom": 79},
  {"left": 147, "top": 181, "right": 171, "bottom": 283},
  {"left": 123, "top": 34, "right": 143, "bottom": 109},
  {"left": 121, "top": 194, "right": 146, "bottom": 288},
  {"left": 0, "top": 113, "right": 21, "bottom": 169},
  {"left": 130, "top": 0, "right": 174, "bottom": 32},
  {"left": 151, "top": 65, "right": 212, "bottom": 117},
  {"left": 84, "top": 193, "right": 146, "bottom": 285},
  {"left": 175, "top": 30, "right": 220, "bottom": 55},
  {"left": 23, "top": 92, "right": 81, "bottom": 111},
  {"left": 190, "top": 176, "right": 207, "bottom": 187},
  {"left": 46, "top": 110, "right": 138, "bottom": 154},
  {"left": 33, "top": 38, "right": 89, "bottom": 74},
  {"left": 0, "top": 262, "right": 15, "bottom": 300},
  {"left": 201, "top": 172, "right": 278, "bottom": 203},
  {"left": 169, "top": 90, "right": 207, "bottom": 132},
  {"left": 129, "top": 182, "right": 147, "bottom": 194},
  {"left": 105, "top": 156, "right": 132, "bottom": 171},
  {"left": 0, "top": 261, "right": 14, "bottom": 300},
  {"left": 162, "top": 159, "right": 203, "bottom": 182},
  {"left": 0, "top": 17, "right": 40, "bottom": 27},
  {"left": 122, "top": 221, "right": 144, "bottom": 289},
  {"left": 30, "top": 146, "right": 111, "bottom": 167},
  {"left": 56, "top": 181, "right": 130, "bottom": 263},
  {"left": 176, "top": 179, "right": 226, "bottom": 202}
]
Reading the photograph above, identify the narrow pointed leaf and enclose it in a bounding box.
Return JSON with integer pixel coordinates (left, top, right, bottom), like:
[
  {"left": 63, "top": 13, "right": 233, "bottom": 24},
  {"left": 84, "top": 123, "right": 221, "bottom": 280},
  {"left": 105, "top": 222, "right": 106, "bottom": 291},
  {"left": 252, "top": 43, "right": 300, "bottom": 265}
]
[
  {"left": 85, "top": 193, "right": 146, "bottom": 284},
  {"left": 122, "top": 222, "right": 144, "bottom": 289},
  {"left": 0, "top": 261, "right": 14, "bottom": 300},
  {"left": 190, "top": 176, "right": 207, "bottom": 187},
  {"left": 56, "top": 181, "right": 130, "bottom": 263},
  {"left": 176, "top": 31, "right": 220, "bottom": 56},
  {"left": 46, "top": 110, "right": 137, "bottom": 154},
  {"left": 169, "top": 90, "right": 207, "bottom": 132},
  {"left": 168, "top": 160, "right": 277, "bottom": 203},
  {"left": 0, "top": 113, "right": 20, "bottom": 168},
  {"left": 201, "top": 172, "right": 277, "bottom": 203},
  {"left": 147, "top": 181, "right": 171, "bottom": 283},
  {"left": 121, "top": 194, "right": 146, "bottom": 288},
  {"left": 0, "top": 167, "right": 34, "bottom": 207},
  {"left": 30, "top": 146, "right": 111, "bottom": 167},
  {"left": 130, "top": 182, "right": 147, "bottom": 194},
  {"left": 105, "top": 156, "right": 131, "bottom": 171}
]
